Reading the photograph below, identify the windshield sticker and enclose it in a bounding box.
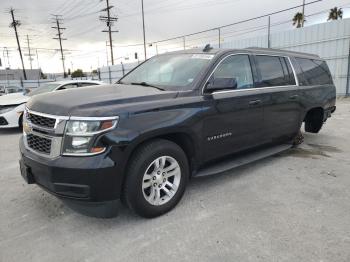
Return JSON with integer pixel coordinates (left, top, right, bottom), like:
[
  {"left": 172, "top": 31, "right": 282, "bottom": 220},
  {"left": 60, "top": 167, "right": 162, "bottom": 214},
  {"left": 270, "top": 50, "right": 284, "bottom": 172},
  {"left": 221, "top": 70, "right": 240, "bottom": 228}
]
[{"left": 191, "top": 54, "right": 214, "bottom": 60}]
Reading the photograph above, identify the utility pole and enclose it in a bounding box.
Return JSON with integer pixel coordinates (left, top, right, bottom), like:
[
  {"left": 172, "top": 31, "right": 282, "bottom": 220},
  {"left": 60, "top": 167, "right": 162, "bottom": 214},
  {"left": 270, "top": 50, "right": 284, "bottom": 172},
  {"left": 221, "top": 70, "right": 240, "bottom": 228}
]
[
  {"left": 105, "top": 41, "right": 109, "bottom": 65},
  {"left": 25, "top": 34, "right": 34, "bottom": 69},
  {"left": 9, "top": 8, "right": 27, "bottom": 80},
  {"left": 141, "top": 0, "right": 147, "bottom": 60},
  {"left": 35, "top": 49, "right": 40, "bottom": 69},
  {"left": 51, "top": 14, "right": 67, "bottom": 78},
  {"left": 267, "top": 16, "right": 271, "bottom": 48},
  {"left": 301, "top": 0, "right": 306, "bottom": 27},
  {"left": 3, "top": 47, "right": 11, "bottom": 68},
  {"left": 218, "top": 28, "right": 221, "bottom": 48},
  {"left": 100, "top": 0, "right": 118, "bottom": 65}
]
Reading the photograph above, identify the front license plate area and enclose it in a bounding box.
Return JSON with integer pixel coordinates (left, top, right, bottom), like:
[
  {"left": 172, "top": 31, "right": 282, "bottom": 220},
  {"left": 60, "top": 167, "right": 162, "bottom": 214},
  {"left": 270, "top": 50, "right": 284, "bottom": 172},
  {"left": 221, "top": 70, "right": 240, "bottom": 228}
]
[{"left": 19, "top": 160, "right": 35, "bottom": 184}]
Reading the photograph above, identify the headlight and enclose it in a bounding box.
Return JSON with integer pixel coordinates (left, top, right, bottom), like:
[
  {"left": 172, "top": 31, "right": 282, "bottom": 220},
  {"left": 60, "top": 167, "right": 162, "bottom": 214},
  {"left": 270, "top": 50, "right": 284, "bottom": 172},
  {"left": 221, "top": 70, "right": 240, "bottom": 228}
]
[
  {"left": 62, "top": 117, "right": 118, "bottom": 155},
  {"left": 0, "top": 105, "right": 18, "bottom": 114}
]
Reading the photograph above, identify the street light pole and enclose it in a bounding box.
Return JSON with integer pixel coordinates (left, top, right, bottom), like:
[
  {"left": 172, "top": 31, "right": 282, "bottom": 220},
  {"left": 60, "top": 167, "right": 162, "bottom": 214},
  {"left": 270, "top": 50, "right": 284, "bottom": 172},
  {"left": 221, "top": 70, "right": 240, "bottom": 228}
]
[
  {"left": 301, "top": 0, "right": 305, "bottom": 27},
  {"left": 141, "top": 0, "right": 147, "bottom": 60}
]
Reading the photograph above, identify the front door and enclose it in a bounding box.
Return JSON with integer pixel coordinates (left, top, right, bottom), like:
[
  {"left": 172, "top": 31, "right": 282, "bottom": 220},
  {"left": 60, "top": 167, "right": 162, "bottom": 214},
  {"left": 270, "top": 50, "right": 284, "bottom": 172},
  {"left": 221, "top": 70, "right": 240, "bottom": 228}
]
[{"left": 202, "top": 54, "right": 267, "bottom": 162}]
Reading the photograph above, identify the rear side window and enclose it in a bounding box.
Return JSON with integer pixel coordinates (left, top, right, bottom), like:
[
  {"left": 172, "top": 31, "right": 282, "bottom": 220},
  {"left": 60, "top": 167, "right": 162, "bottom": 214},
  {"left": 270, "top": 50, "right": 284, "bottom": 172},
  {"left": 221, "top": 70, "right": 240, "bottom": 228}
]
[
  {"left": 79, "top": 83, "right": 99, "bottom": 87},
  {"left": 296, "top": 58, "right": 333, "bottom": 86},
  {"left": 255, "top": 55, "right": 296, "bottom": 87}
]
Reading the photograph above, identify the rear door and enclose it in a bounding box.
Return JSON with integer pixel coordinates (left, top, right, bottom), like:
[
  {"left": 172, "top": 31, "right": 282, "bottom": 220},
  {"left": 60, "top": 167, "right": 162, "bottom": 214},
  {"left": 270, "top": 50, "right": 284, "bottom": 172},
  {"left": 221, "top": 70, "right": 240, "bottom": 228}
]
[
  {"left": 202, "top": 53, "right": 268, "bottom": 161},
  {"left": 254, "top": 55, "right": 302, "bottom": 143}
]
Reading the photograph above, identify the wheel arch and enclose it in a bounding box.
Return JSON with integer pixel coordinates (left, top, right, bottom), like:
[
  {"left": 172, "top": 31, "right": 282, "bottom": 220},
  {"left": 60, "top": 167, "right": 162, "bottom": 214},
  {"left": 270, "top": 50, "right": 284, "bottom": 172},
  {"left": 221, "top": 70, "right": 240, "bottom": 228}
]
[
  {"left": 117, "top": 130, "right": 200, "bottom": 200},
  {"left": 125, "top": 130, "right": 200, "bottom": 174}
]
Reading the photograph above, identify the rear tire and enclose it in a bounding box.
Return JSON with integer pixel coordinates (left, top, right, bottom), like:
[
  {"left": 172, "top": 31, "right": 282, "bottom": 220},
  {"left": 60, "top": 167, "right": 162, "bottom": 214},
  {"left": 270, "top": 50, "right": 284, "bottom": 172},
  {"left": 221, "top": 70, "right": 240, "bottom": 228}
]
[
  {"left": 305, "top": 109, "right": 324, "bottom": 133},
  {"left": 124, "top": 139, "right": 189, "bottom": 218}
]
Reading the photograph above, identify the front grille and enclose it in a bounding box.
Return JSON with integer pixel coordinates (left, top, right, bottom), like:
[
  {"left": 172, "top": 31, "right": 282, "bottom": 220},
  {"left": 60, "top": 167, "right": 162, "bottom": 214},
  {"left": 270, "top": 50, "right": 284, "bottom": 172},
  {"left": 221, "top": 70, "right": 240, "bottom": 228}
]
[
  {"left": 27, "top": 134, "right": 52, "bottom": 154},
  {"left": 0, "top": 116, "right": 8, "bottom": 126},
  {"left": 27, "top": 112, "right": 56, "bottom": 129}
]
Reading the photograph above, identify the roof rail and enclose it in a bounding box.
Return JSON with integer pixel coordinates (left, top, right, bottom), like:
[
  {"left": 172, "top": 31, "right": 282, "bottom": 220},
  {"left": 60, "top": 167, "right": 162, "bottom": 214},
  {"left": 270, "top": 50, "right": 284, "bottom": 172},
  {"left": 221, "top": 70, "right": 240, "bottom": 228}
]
[{"left": 244, "top": 47, "right": 320, "bottom": 58}]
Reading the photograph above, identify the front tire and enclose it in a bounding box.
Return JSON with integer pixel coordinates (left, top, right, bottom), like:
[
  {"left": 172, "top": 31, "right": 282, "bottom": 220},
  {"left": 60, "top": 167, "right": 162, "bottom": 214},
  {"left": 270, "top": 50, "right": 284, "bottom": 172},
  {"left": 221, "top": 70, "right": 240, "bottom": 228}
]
[{"left": 124, "top": 139, "right": 189, "bottom": 218}]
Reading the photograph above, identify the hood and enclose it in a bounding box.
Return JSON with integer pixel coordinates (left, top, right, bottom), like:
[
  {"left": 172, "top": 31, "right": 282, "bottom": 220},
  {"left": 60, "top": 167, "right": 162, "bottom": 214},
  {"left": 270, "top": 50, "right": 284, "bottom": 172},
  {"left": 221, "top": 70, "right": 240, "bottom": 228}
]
[
  {"left": 0, "top": 93, "right": 29, "bottom": 106},
  {"left": 27, "top": 84, "right": 179, "bottom": 117}
]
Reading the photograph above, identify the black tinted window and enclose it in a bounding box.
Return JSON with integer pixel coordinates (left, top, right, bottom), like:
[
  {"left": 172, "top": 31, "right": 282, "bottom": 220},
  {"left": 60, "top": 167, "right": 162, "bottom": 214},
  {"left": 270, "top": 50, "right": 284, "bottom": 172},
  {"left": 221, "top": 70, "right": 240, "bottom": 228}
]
[
  {"left": 296, "top": 58, "right": 333, "bottom": 86},
  {"left": 79, "top": 83, "right": 99, "bottom": 87},
  {"left": 211, "top": 54, "right": 254, "bottom": 89},
  {"left": 256, "top": 55, "right": 295, "bottom": 87}
]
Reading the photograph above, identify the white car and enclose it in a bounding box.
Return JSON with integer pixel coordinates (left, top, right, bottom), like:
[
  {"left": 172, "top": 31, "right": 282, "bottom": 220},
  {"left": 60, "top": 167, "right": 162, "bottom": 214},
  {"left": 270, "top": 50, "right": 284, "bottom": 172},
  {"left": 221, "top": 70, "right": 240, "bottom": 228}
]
[
  {"left": 0, "top": 85, "right": 25, "bottom": 96},
  {"left": 0, "top": 80, "right": 104, "bottom": 129}
]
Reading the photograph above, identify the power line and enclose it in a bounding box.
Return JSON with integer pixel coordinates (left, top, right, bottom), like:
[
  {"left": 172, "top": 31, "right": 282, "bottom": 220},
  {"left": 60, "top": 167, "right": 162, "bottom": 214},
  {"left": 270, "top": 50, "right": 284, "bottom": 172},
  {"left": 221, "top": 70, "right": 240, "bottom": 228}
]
[
  {"left": 51, "top": 14, "right": 67, "bottom": 77},
  {"left": 153, "top": 0, "right": 323, "bottom": 44},
  {"left": 9, "top": 8, "right": 27, "bottom": 80}
]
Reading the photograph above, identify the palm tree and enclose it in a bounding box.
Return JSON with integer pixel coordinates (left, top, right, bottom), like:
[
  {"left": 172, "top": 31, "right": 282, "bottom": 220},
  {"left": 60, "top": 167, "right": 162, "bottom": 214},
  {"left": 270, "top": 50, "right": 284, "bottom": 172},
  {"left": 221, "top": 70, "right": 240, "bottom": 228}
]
[
  {"left": 328, "top": 7, "right": 343, "bottom": 21},
  {"left": 293, "top": 12, "right": 305, "bottom": 28}
]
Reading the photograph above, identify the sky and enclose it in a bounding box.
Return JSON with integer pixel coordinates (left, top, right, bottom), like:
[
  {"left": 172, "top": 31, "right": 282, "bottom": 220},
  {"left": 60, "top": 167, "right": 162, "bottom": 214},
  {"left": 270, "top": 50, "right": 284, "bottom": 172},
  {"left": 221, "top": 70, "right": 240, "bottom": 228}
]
[{"left": 0, "top": 0, "right": 350, "bottom": 74}]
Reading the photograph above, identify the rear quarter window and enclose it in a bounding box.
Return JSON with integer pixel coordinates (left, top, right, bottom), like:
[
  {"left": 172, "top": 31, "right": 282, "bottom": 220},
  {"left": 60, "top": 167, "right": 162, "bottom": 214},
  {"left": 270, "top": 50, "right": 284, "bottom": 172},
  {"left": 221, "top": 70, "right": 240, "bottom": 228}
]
[{"left": 296, "top": 58, "right": 333, "bottom": 86}]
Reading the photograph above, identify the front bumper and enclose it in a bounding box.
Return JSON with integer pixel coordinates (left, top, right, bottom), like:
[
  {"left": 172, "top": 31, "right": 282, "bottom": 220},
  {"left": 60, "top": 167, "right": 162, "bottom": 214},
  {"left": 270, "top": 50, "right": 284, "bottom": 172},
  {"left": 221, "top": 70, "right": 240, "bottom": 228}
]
[
  {"left": 0, "top": 109, "right": 20, "bottom": 128},
  {"left": 19, "top": 137, "right": 123, "bottom": 204}
]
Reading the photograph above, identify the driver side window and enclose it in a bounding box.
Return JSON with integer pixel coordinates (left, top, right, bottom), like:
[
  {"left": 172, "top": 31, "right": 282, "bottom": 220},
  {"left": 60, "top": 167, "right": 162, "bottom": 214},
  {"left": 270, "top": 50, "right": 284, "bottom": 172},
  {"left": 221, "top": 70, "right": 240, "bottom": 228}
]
[{"left": 211, "top": 54, "right": 254, "bottom": 90}]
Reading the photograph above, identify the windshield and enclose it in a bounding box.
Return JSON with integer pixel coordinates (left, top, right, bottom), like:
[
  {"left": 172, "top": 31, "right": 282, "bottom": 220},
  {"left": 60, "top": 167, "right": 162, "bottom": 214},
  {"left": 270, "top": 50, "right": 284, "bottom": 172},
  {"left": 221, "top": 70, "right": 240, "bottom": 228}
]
[
  {"left": 120, "top": 53, "right": 214, "bottom": 90},
  {"left": 28, "top": 83, "right": 61, "bottom": 96},
  {"left": 7, "top": 87, "right": 22, "bottom": 94}
]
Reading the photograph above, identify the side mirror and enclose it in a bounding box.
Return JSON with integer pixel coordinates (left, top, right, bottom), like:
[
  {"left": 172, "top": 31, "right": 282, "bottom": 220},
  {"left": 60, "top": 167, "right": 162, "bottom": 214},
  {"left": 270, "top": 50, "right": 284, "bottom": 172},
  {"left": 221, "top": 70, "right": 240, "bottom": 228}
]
[{"left": 206, "top": 77, "right": 237, "bottom": 92}]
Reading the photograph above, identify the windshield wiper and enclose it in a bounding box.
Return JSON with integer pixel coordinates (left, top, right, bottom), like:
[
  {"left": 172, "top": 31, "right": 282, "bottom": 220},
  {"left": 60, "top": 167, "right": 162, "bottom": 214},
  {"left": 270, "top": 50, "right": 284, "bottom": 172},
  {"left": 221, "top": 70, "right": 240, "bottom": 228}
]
[{"left": 130, "top": 82, "right": 165, "bottom": 91}]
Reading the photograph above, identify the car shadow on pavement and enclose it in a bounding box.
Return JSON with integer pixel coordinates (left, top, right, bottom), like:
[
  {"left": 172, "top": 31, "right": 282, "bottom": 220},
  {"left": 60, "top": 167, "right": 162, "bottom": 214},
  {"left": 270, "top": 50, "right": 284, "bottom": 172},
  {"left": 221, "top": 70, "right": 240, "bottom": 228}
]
[
  {"left": 21, "top": 141, "right": 320, "bottom": 223},
  {"left": 25, "top": 155, "right": 279, "bottom": 224}
]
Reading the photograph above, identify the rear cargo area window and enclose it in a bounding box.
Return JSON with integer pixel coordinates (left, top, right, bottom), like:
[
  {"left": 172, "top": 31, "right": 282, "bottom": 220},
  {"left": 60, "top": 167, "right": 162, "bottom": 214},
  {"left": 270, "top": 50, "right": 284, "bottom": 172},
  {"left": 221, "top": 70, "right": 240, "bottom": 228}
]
[
  {"left": 296, "top": 58, "right": 333, "bottom": 86},
  {"left": 255, "top": 55, "right": 295, "bottom": 87}
]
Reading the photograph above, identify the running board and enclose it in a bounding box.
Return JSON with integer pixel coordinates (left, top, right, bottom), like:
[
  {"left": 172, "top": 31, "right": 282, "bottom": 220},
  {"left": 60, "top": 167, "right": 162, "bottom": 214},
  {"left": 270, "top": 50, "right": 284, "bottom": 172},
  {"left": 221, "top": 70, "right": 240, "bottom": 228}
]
[{"left": 194, "top": 144, "right": 292, "bottom": 177}]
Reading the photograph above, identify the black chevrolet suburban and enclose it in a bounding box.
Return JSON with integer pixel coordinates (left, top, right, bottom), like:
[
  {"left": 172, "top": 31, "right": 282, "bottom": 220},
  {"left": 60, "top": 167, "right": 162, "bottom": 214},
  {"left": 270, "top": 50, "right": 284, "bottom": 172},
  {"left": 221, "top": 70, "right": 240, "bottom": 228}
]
[{"left": 19, "top": 47, "right": 336, "bottom": 218}]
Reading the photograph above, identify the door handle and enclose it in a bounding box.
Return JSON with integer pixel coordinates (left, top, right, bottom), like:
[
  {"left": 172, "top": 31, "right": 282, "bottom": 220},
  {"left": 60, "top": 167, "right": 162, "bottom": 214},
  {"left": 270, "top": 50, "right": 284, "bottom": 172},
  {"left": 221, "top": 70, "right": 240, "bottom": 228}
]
[
  {"left": 249, "top": 99, "right": 261, "bottom": 106},
  {"left": 289, "top": 95, "right": 299, "bottom": 100}
]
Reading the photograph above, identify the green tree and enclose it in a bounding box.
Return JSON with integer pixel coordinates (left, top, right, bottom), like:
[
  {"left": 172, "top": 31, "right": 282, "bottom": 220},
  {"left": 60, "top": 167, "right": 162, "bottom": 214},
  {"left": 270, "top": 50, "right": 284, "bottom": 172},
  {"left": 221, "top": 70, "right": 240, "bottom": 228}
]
[
  {"left": 71, "top": 69, "right": 85, "bottom": 78},
  {"left": 328, "top": 7, "right": 343, "bottom": 21},
  {"left": 293, "top": 12, "right": 305, "bottom": 28}
]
